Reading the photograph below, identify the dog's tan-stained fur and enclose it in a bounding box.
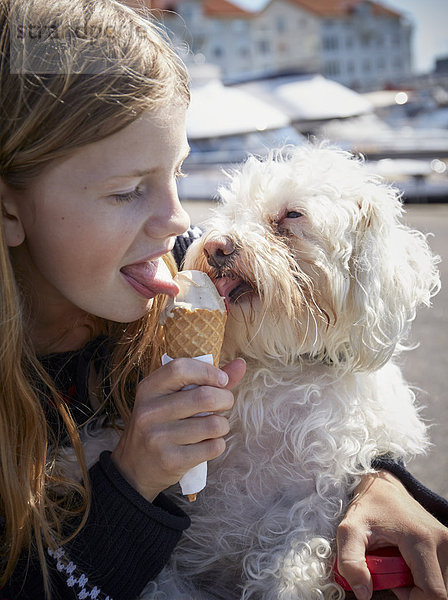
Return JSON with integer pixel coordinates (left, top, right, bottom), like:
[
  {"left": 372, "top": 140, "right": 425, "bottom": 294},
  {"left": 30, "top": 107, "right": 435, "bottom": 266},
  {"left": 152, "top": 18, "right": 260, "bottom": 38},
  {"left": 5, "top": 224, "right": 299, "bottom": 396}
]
[{"left": 61, "top": 145, "right": 440, "bottom": 599}]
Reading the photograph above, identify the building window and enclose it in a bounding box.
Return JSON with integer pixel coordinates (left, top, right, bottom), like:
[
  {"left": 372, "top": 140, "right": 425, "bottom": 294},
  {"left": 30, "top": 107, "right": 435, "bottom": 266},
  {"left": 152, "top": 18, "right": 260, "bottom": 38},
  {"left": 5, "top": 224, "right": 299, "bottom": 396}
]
[
  {"left": 324, "top": 61, "right": 340, "bottom": 76},
  {"left": 360, "top": 33, "right": 372, "bottom": 47},
  {"left": 276, "top": 16, "right": 286, "bottom": 33},
  {"left": 347, "top": 61, "right": 355, "bottom": 74},
  {"left": 323, "top": 36, "right": 338, "bottom": 51},
  {"left": 346, "top": 36, "right": 353, "bottom": 48},
  {"left": 362, "top": 59, "right": 371, "bottom": 72},
  {"left": 213, "top": 45, "right": 224, "bottom": 59},
  {"left": 232, "top": 20, "right": 248, "bottom": 33},
  {"left": 392, "top": 33, "right": 401, "bottom": 46},
  {"left": 257, "top": 39, "right": 271, "bottom": 54}
]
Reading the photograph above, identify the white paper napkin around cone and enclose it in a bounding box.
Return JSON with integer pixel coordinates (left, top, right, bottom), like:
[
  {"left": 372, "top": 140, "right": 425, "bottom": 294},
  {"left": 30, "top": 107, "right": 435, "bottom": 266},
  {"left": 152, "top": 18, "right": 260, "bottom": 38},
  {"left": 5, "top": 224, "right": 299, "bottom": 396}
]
[{"left": 161, "top": 353, "right": 214, "bottom": 501}]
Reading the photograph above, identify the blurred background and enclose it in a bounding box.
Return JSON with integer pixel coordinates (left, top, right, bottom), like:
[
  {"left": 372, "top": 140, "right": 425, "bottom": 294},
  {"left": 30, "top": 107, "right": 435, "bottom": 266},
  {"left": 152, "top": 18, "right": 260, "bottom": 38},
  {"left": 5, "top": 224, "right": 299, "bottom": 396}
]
[{"left": 124, "top": 0, "right": 448, "bottom": 498}]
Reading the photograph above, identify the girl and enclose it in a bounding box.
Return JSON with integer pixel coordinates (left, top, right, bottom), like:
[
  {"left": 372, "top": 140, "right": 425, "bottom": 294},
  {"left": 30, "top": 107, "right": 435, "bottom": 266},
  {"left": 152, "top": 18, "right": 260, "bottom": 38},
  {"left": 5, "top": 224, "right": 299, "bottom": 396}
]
[{"left": 0, "top": 0, "right": 446, "bottom": 598}]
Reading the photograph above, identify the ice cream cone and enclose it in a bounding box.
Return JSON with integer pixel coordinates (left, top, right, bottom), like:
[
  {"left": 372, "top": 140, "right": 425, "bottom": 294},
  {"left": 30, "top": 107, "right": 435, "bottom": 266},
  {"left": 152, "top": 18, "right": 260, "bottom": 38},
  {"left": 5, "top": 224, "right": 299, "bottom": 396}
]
[
  {"left": 163, "top": 306, "right": 226, "bottom": 367},
  {"left": 161, "top": 270, "right": 227, "bottom": 501}
]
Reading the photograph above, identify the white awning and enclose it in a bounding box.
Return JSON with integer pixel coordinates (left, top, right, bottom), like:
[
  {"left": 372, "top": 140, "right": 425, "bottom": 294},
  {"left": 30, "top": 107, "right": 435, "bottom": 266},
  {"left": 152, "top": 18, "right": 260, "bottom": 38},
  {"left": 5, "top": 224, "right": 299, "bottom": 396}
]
[
  {"left": 234, "top": 73, "right": 373, "bottom": 121},
  {"left": 187, "top": 77, "right": 290, "bottom": 139}
]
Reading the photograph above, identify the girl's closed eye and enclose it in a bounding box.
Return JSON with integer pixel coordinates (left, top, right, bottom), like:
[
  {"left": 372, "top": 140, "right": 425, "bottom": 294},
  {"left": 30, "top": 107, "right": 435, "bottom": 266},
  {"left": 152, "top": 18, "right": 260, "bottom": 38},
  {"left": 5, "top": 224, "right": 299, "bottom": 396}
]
[
  {"left": 111, "top": 167, "right": 185, "bottom": 203},
  {"left": 112, "top": 184, "right": 146, "bottom": 203}
]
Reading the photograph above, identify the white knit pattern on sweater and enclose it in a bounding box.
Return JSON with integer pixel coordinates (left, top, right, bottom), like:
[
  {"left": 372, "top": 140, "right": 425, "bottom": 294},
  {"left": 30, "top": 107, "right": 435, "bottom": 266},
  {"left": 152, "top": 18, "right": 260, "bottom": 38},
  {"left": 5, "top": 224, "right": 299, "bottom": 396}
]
[{"left": 47, "top": 546, "right": 112, "bottom": 600}]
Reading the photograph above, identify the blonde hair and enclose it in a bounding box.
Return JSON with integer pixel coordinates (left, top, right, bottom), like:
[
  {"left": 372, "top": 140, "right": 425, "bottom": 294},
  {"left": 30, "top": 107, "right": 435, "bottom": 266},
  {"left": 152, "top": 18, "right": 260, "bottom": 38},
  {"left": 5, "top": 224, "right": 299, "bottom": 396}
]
[{"left": 0, "top": 0, "right": 187, "bottom": 592}]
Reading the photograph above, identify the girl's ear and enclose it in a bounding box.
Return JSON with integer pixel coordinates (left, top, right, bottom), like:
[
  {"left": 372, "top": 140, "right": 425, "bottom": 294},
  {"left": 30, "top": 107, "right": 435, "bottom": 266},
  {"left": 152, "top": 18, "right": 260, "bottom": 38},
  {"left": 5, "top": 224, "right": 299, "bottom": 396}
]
[{"left": 0, "top": 179, "right": 26, "bottom": 247}]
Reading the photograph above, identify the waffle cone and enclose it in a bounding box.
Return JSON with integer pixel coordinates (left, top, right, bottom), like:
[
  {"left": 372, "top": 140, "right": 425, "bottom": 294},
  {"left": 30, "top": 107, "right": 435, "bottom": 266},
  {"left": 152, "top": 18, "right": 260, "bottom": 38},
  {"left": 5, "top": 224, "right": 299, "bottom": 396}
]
[{"left": 164, "top": 307, "right": 226, "bottom": 366}]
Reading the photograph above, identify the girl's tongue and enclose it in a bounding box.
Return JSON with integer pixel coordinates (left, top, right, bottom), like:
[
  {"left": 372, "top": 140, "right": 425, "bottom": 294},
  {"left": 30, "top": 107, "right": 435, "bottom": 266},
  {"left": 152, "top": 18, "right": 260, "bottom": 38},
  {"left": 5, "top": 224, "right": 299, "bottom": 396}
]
[{"left": 121, "top": 258, "right": 179, "bottom": 299}]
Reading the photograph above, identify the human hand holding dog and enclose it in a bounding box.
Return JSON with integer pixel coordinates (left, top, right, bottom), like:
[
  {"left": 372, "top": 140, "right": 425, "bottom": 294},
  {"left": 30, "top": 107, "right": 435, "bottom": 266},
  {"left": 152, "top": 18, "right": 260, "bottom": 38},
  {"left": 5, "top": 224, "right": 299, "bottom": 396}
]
[
  {"left": 112, "top": 357, "right": 246, "bottom": 502},
  {"left": 336, "top": 470, "right": 448, "bottom": 600}
]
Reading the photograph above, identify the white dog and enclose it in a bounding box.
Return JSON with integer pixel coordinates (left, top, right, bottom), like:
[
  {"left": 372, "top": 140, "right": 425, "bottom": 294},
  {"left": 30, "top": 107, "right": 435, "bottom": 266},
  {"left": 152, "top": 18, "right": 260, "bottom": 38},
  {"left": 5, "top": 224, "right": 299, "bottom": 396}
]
[{"left": 141, "top": 144, "right": 440, "bottom": 600}]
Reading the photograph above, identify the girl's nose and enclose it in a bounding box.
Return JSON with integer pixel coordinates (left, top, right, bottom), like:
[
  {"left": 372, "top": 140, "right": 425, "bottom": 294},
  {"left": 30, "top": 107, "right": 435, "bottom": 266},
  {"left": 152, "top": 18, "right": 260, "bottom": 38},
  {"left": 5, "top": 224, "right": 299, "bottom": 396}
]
[
  {"left": 144, "top": 185, "right": 190, "bottom": 239},
  {"left": 174, "top": 204, "right": 191, "bottom": 237}
]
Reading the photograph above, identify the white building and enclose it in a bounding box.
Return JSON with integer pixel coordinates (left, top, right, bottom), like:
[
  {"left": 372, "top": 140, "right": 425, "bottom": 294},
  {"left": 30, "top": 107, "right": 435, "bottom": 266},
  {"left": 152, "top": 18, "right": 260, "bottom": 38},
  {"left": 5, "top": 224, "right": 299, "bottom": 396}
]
[
  {"left": 153, "top": 0, "right": 319, "bottom": 79},
  {"left": 317, "top": 1, "right": 413, "bottom": 90},
  {"left": 131, "top": 0, "right": 413, "bottom": 91}
]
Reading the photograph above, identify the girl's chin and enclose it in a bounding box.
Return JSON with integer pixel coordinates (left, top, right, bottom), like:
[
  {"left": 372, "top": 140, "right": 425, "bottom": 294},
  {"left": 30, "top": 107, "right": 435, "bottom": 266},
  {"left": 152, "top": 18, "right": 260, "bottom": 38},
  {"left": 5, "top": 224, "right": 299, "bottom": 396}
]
[{"left": 94, "top": 297, "right": 155, "bottom": 324}]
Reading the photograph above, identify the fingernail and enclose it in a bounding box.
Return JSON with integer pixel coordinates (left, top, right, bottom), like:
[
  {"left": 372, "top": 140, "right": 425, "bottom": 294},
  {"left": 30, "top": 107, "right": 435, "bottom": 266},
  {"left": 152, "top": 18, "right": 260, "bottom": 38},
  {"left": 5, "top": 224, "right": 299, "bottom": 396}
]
[
  {"left": 353, "top": 585, "right": 369, "bottom": 600},
  {"left": 218, "top": 370, "right": 229, "bottom": 386}
]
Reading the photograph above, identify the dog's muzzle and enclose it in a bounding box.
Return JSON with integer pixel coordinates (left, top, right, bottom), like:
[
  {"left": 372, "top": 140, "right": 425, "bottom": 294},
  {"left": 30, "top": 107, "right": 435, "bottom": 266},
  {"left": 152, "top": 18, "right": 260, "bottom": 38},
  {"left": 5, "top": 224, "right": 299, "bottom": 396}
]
[
  {"left": 203, "top": 236, "right": 237, "bottom": 269},
  {"left": 202, "top": 235, "right": 255, "bottom": 304}
]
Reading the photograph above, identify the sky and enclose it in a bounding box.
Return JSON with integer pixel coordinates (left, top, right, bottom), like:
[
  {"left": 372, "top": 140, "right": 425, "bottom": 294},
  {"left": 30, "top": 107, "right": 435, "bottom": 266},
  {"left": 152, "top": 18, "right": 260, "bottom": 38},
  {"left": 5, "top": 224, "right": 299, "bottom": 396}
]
[{"left": 232, "top": 0, "right": 448, "bottom": 74}]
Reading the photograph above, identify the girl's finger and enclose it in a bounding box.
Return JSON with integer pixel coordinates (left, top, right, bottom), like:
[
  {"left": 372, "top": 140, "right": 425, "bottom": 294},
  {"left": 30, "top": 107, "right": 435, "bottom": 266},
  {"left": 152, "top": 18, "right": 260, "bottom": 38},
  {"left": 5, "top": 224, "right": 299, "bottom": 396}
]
[
  {"left": 136, "top": 386, "right": 235, "bottom": 423},
  {"left": 336, "top": 521, "right": 373, "bottom": 600},
  {"left": 154, "top": 437, "right": 227, "bottom": 477},
  {"left": 220, "top": 357, "right": 247, "bottom": 389},
  {"left": 158, "top": 413, "right": 231, "bottom": 446},
  {"left": 399, "top": 544, "right": 447, "bottom": 600},
  {"left": 139, "top": 357, "right": 229, "bottom": 397}
]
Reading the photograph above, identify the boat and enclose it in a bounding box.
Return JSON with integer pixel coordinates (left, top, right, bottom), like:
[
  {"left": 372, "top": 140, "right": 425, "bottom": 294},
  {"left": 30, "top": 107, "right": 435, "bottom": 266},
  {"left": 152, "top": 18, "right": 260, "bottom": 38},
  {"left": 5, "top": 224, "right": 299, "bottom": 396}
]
[{"left": 180, "top": 66, "right": 448, "bottom": 203}]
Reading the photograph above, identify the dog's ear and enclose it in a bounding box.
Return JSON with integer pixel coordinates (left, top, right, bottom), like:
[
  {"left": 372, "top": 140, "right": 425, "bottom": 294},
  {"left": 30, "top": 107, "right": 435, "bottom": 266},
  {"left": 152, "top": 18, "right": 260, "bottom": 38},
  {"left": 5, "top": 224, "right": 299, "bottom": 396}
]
[{"left": 345, "top": 183, "right": 440, "bottom": 371}]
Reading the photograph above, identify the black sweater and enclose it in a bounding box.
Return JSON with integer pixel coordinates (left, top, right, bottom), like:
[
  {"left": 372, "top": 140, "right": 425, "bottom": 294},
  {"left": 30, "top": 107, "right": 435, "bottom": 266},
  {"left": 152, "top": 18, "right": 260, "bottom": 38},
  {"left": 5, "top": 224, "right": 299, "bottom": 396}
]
[{"left": 1, "top": 334, "right": 190, "bottom": 600}]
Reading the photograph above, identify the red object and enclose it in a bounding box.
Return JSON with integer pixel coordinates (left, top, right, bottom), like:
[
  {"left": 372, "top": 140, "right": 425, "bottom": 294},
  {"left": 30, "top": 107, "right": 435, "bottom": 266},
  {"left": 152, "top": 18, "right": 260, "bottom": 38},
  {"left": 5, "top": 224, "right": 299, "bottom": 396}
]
[{"left": 334, "top": 547, "right": 414, "bottom": 591}]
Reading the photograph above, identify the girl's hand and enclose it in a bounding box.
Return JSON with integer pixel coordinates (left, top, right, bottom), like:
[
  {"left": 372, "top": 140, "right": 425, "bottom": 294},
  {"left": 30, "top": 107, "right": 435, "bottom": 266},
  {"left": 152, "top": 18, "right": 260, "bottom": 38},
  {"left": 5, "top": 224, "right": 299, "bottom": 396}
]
[
  {"left": 336, "top": 470, "right": 448, "bottom": 600},
  {"left": 111, "top": 357, "right": 246, "bottom": 502}
]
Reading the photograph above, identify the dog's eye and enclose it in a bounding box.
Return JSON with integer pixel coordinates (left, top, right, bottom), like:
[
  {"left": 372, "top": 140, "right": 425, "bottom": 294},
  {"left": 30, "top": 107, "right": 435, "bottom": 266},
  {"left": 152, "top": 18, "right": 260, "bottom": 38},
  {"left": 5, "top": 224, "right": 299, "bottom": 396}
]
[{"left": 285, "top": 211, "right": 303, "bottom": 219}]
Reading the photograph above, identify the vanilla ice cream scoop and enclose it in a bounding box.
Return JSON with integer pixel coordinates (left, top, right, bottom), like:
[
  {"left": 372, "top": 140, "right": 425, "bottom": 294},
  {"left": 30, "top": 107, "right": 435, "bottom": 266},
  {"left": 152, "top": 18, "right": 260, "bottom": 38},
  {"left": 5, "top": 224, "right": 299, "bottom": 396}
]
[{"left": 163, "top": 269, "right": 226, "bottom": 314}]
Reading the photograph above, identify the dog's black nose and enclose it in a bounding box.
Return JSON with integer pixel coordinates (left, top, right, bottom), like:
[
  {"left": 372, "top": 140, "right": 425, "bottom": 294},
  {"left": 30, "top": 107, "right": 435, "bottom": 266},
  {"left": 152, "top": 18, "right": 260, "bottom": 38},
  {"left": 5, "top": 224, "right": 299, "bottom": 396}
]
[{"left": 203, "top": 237, "right": 236, "bottom": 268}]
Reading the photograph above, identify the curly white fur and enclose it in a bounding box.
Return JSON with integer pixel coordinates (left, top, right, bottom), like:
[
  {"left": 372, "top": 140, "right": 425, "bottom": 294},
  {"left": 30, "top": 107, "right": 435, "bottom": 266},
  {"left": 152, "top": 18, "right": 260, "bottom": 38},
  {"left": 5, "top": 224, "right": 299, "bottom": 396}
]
[
  {"left": 61, "top": 144, "right": 440, "bottom": 599},
  {"left": 140, "top": 144, "right": 439, "bottom": 600}
]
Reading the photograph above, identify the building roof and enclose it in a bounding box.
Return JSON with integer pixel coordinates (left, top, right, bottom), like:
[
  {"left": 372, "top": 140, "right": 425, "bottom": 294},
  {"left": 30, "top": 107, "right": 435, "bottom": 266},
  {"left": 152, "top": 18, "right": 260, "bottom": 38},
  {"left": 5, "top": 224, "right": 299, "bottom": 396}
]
[
  {"left": 199, "top": 0, "right": 402, "bottom": 19},
  {"left": 285, "top": 0, "right": 401, "bottom": 18},
  {"left": 120, "top": 0, "right": 402, "bottom": 20},
  {"left": 203, "top": 0, "right": 253, "bottom": 17}
]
